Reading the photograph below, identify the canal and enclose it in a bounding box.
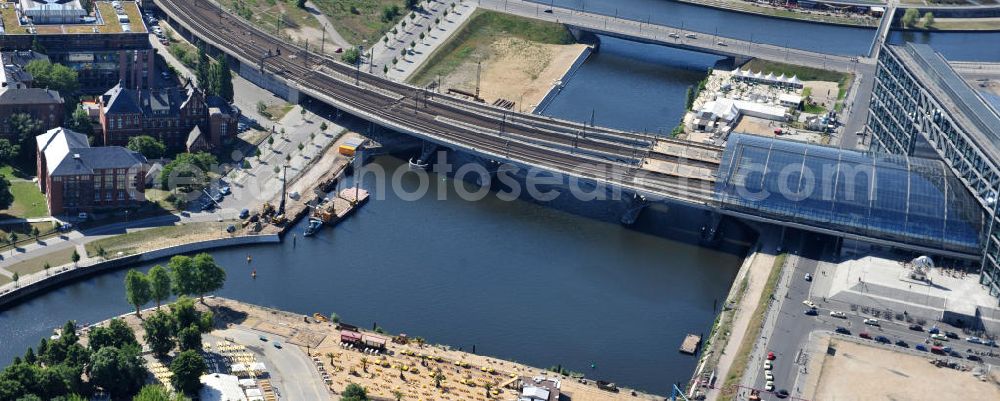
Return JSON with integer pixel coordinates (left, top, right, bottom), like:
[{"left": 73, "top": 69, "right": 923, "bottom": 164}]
[{"left": 0, "top": 155, "right": 745, "bottom": 394}]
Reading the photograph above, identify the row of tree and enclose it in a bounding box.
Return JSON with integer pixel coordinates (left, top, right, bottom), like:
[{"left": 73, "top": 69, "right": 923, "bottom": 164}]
[
  {"left": 124, "top": 253, "right": 226, "bottom": 316},
  {"left": 195, "top": 47, "right": 235, "bottom": 103},
  {"left": 902, "top": 9, "right": 934, "bottom": 28}
]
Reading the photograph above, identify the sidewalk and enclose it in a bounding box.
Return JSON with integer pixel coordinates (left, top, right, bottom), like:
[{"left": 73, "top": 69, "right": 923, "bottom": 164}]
[
  {"left": 303, "top": 0, "right": 351, "bottom": 50},
  {"left": 368, "top": 0, "right": 476, "bottom": 81}
]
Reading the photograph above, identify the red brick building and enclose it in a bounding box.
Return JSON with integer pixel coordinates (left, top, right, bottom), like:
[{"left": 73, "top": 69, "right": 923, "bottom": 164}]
[
  {"left": 98, "top": 81, "right": 208, "bottom": 149},
  {"left": 36, "top": 127, "right": 148, "bottom": 216}
]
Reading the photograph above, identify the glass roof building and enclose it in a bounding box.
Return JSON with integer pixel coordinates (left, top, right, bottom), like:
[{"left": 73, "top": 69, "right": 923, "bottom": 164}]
[
  {"left": 867, "top": 42, "right": 1000, "bottom": 300},
  {"left": 716, "top": 134, "right": 984, "bottom": 257}
]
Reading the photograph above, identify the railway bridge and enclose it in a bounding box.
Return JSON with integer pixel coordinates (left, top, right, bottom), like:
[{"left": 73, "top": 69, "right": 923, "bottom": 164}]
[{"left": 157, "top": 0, "right": 724, "bottom": 211}]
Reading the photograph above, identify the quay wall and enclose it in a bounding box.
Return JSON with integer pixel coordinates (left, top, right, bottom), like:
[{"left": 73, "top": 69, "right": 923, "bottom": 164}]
[
  {"left": 533, "top": 44, "right": 593, "bottom": 114},
  {"left": 0, "top": 234, "right": 279, "bottom": 310}
]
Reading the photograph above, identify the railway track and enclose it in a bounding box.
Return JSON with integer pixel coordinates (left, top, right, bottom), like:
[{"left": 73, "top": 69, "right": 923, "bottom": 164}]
[{"left": 160, "top": 0, "right": 719, "bottom": 205}]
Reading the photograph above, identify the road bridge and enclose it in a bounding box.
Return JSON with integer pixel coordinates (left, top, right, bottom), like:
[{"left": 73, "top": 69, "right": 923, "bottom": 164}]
[
  {"left": 157, "top": 0, "right": 722, "bottom": 210},
  {"left": 474, "top": 0, "right": 869, "bottom": 73}
]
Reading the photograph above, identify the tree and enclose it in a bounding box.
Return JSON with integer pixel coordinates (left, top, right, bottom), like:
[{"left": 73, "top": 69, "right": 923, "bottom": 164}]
[
  {"left": 71, "top": 250, "right": 80, "bottom": 266},
  {"left": 127, "top": 136, "right": 166, "bottom": 159},
  {"left": 923, "top": 12, "right": 935, "bottom": 28},
  {"left": 142, "top": 310, "right": 176, "bottom": 358},
  {"left": 88, "top": 318, "right": 138, "bottom": 351},
  {"left": 169, "top": 253, "right": 225, "bottom": 301},
  {"left": 24, "top": 60, "right": 79, "bottom": 95},
  {"left": 405, "top": 0, "right": 419, "bottom": 11},
  {"left": 195, "top": 46, "right": 211, "bottom": 90},
  {"left": 170, "top": 350, "right": 207, "bottom": 396},
  {"left": 0, "top": 138, "right": 20, "bottom": 164},
  {"left": 319, "top": 121, "right": 328, "bottom": 131},
  {"left": 433, "top": 371, "right": 445, "bottom": 388},
  {"left": 360, "top": 356, "right": 369, "bottom": 372},
  {"left": 902, "top": 8, "right": 920, "bottom": 27},
  {"left": 9, "top": 113, "right": 43, "bottom": 150},
  {"left": 392, "top": 390, "right": 403, "bottom": 401},
  {"left": 30, "top": 226, "right": 39, "bottom": 241},
  {"left": 64, "top": 106, "right": 93, "bottom": 137},
  {"left": 177, "top": 325, "right": 202, "bottom": 352},
  {"left": 215, "top": 57, "right": 234, "bottom": 102},
  {"left": 296, "top": 0, "right": 306, "bottom": 9},
  {"left": 148, "top": 265, "right": 172, "bottom": 309},
  {"left": 159, "top": 152, "right": 218, "bottom": 191},
  {"left": 125, "top": 269, "right": 152, "bottom": 317},
  {"left": 342, "top": 383, "right": 369, "bottom": 401},
  {"left": 133, "top": 384, "right": 192, "bottom": 401},
  {"left": 87, "top": 346, "right": 146, "bottom": 398},
  {"left": 43, "top": 262, "right": 51, "bottom": 276},
  {"left": 343, "top": 47, "right": 360, "bottom": 64},
  {"left": 12, "top": 271, "right": 19, "bottom": 287}
]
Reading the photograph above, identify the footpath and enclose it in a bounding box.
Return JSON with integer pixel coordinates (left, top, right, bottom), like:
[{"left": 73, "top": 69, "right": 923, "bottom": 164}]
[{"left": 369, "top": 0, "right": 476, "bottom": 81}]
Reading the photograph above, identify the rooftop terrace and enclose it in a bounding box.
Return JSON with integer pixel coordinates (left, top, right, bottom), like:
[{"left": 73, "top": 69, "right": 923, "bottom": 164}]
[{"left": 0, "top": 1, "right": 146, "bottom": 35}]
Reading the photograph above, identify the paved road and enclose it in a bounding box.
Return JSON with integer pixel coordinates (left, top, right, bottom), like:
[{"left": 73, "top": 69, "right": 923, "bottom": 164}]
[
  {"left": 368, "top": 0, "right": 474, "bottom": 81},
  {"left": 215, "top": 327, "right": 329, "bottom": 401}
]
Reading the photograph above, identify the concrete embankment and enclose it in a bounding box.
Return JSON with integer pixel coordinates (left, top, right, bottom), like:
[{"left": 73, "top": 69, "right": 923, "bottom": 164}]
[
  {"left": 670, "top": 0, "right": 878, "bottom": 28},
  {"left": 0, "top": 234, "right": 279, "bottom": 310},
  {"left": 534, "top": 44, "right": 593, "bottom": 114}
]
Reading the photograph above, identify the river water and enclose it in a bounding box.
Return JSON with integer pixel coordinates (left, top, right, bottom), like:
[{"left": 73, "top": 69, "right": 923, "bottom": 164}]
[{"left": 4, "top": 0, "right": 1000, "bottom": 395}]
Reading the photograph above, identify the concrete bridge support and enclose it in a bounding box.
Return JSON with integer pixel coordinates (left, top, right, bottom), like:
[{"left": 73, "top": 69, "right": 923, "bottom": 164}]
[
  {"left": 620, "top": 193, "right": 649, "bottom": 225},
  {"left": 566, "top": 26, "right": 601, "bottom": 53},
  {"left": 700, "top": 211, "right": 723, "bottom": 245}
]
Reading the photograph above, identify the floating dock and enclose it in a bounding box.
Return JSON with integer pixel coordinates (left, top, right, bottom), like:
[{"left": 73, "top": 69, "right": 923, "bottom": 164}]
[{"left": 680, "top": 334, "right": 702, "bottom": 355}]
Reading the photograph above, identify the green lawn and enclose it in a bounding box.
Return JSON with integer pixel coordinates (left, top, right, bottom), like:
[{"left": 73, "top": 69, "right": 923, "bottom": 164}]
[
  {"left": 410, "top": 9, "right": 574, "bottom": 85},
  {"left": 310, "top": 0, "right": 409, "bottom": 46},
  {"left": 1, "top": 181, "right": 49, "bottom": 219},
  {"left": 84, "top": 222, "right": 231, "bottom": 257},
  {"left": 5, "top": 248, "right": 76, "bottom": 277}
]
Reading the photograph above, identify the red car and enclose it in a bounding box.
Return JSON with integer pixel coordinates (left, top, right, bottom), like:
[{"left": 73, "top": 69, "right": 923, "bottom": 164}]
[
  {"left": 859, "top": 332, "right": 872, "bottom": 339},
  {"left": 767, "top": 351, "right": 776, "bottom": 360}
]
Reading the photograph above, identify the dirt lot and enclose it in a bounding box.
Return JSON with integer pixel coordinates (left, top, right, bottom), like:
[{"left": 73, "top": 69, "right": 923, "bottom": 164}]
[
  {"left": 813, "top": 339, "right": 1000, "bottom": 401},
  {"left": 438, "top": 37, "right": 587, "bottom": 112}
]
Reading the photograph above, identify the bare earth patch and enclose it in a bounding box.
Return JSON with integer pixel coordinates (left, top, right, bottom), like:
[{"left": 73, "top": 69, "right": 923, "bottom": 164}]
[
  {"left": 440, "top": 37, "right": 586, "bottom": 112},
  {"left": 814, "top": 339, "right": 1000, "bottom": 401}
]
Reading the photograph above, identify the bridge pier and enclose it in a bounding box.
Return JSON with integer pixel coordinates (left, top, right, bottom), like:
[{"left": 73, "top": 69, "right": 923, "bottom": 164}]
[
  {"left": 566, "top": 26, "right": 601, "bottom": 53},
  {"left": 620, "top": 193, "right": 649, "bottom": 225},
  {"left": 700, "top": 211, "right": 723, "bottom": 245}
]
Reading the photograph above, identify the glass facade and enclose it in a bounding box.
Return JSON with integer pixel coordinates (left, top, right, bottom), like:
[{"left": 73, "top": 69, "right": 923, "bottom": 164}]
[
  {"left": 867, "top": 43, "right": 1000, "bottom": 299},
  {"left": 717, "top": 134, "right": 983, "bottom": 256}
]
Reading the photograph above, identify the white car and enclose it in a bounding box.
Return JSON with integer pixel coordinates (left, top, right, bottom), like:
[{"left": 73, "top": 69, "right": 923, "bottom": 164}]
[
  {"left": 830, "top": 311, "right": 847, "bottom": 319},
  {"left": 764, "top": 371, "right": 774, "bottom": 381},
  {"left": 764, "top": 360, "right": 772, "bottom": 370},
  {"left": 863, "top": 318, "right": 880, "bottom": 327},
  {"left": 717, "top": 41, "right": 727, "bottom": 46},
  {"left": 668, "top": 32, "right": 679, "bottom": 38},
  {"left": 765, "top": 381, "right": 774, "bottom": 391},
  {"left": 685, "top": 33, "right": 697, "bottom": 39},
  {"left": 802, "top": 300, "right": 818, "bottom": 309}
]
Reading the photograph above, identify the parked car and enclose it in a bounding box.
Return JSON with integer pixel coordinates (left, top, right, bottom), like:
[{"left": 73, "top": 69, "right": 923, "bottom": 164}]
[
  {"left": 767, "top": 351, "right": 776, "bottom": 360},
  {"left": 931, "top": 346, "right": 945, "bottom": 355},
  {"left": 985, "top": 339, "right": 998, "bottom": 347},
  {"left": 804, "top": 309, "right": 818, "bottom": 316},
  {"left": 835, "top": 327, "right": 851, "bottom": 335},
  {"left": 764, "top": 381, "right": 774, "bottom": 392},
  {"left": 804, "top": 273, "right": 812, "bottom": 281},
  {"left": 966, "top": 337, "right": 983, "bottom": 344},
  {"left": 875, "top": 336, "right": 891, "bottom": 344},
  {"left": 928, "top": 326, "right": 940, "bottom": 334},
  {"left": 764, "top": 360, "right": 772, "bottom": 370},
  {"left": 775, "top": 389, "right": 790, "bottom": 399},
  {"left": 764, "top": 371, "right": 774, "bottom": 382},
  {"left": 259, "top": 335, "right": 268, "bottom": 341},
  {"left": 948, "top": 350, "right": 962, "bottom": 358},
  {"left": 859, "top": 332, "right": 872, "bottom": 340},
  {"left": 931, "top": 333, "right": 948, "bottom": 341},
  {"left": 945, "top": 331, "right": 960, "bottom": 339},
  {"left": 895, "top": 340, "right": 909, "bottom": 347},
  {"left": 909, "top": 324, "right": 924, "bottom": 332},
  {"left": 272, "top": 341, "right": 282, "bottom": 349},
  {"left": 915, "top": 344, "right": 928, "bottom": 352},
  {"left": 968, "top": 355, "right": 983, "bottom": 362},
  {"left": 863, "top": 318, "right": 879, "bottom": 326},
  {"left": 830, "top": 311, "right": 846, "bottom": 319},
  {"left": 802, "top": 300, "right": 818, "bottom": 309},
  {"left": 78, "top": 212, "right": 89, "bottom": 220},
  {"left": 240, "top": 208, "right": 250, "bottom": 219}
]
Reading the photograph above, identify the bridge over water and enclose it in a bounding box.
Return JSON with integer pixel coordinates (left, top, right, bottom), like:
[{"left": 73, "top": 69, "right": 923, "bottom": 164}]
[
  {"left": 157, "top": 0, "right": 722, "bottom": 209},
  {"left": 156, "top": 0, "right": 975, "bottom": 260},
  {"left": 475, "top": 0, "right": 869, "bottom": 73}
]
